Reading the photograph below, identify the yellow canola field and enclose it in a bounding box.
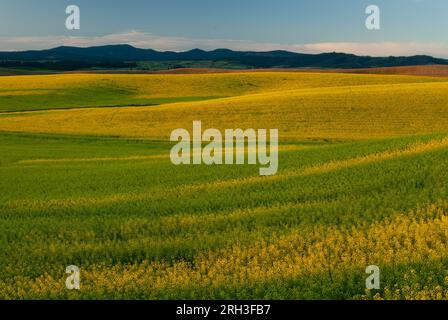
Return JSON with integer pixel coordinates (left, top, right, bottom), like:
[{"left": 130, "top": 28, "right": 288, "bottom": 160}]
[
  {"left": 0, "top": 72, "right": 444, "bottom": 97},
  {"left": 2, "top": 203, "right": 447, "bottom": 299},
  {"left": 1, "top": 78, "right": 448, "bottom": 140}
]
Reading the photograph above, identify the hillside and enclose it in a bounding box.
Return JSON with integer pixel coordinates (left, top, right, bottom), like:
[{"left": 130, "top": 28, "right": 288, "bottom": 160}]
[
  {"left": 1, "top": 71, "right": 448, "bottom": 299},
  {"left": 1, "top": 72, "right": 448, "bottom": 140}
]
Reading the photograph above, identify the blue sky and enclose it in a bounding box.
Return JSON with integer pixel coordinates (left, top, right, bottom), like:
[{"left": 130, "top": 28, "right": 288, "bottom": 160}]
[{"left": 1, "top": 0, "right": 447, "bottom": 56}]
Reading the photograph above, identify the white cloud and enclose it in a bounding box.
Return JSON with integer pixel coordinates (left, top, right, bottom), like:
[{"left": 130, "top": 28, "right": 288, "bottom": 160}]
[
  {"left": 301, "top": 42, "right": 448, "bottom": 58},
  {"left": 1, "top": 30, "right": 448, "bottom": 58}
]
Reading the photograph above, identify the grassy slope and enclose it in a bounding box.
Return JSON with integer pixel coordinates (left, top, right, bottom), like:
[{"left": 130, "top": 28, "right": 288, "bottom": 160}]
[
  {"left": 0, "top": 72, "right": 445, "bottom": 113},
  {"left": 0, "top": 132, "right": 448, "bottom": 299},
  {"left": 1, "top": 72, "right": 448, "bottom": 299}
]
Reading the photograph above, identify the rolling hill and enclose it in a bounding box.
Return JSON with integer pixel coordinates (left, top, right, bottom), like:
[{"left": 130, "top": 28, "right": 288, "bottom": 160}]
[
  {"left": 1, "top": 72, "right": 448, "bottom": 140},
  {"left": 1, "top": 71, "right": 448, "bottom": 299}
]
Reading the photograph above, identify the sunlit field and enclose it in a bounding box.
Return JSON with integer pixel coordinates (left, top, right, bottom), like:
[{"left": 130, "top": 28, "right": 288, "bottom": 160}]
[{"left": 1, "top": 72, "right": 448, "bottom": 299}]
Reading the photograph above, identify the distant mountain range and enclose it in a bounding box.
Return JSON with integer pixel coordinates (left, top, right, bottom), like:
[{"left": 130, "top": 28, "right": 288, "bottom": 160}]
[{"left": 1, "top": 44, "right": 448, "bottom": 70}]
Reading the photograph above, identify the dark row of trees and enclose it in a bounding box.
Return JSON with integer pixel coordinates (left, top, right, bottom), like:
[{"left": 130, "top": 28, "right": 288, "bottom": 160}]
[{"left": 0, "top": 60, "right": 137, "bottom": 71}]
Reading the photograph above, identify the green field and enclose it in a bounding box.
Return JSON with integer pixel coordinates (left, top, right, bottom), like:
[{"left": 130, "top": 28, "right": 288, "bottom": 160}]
[{"left": 1, "top": 72, "right": 448, "bottom": 299}]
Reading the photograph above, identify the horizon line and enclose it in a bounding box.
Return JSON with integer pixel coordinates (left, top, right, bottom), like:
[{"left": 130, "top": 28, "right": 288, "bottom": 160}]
[
  {"left": 1, "top": 31, "right": 448, "bottom": 59},
  {"left": 1, "top": 43, "right": 446, "bottom": 60}
]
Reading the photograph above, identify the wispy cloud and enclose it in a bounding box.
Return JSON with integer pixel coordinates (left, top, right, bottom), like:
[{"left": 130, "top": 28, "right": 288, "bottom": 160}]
[{"left": 1, "top": 30, "right": 448, "bottom": 58}]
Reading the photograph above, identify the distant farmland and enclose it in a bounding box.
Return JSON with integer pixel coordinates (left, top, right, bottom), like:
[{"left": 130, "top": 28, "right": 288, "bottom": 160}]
[
  {"left": 3, "top": 64, "right": 448, "bottom": 77},
  {"left": 1, "top": 71, "right": 448, "bottom": 299}
]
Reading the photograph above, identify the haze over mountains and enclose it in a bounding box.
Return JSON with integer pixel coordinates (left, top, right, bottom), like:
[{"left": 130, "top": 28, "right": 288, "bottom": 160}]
[{"left": 1, "top": 44, "right": 448, "bottom": 71}]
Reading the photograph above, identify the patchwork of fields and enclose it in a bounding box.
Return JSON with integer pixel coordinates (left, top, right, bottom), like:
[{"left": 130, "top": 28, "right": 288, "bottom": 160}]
[{"left": 1, "top": 72, "right": 448, "bottom": 299}]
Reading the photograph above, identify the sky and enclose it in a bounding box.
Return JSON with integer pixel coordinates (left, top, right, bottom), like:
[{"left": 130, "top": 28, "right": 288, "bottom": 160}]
[{"left": 0, "top": 0, "right": 447, "bottom": 57}]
